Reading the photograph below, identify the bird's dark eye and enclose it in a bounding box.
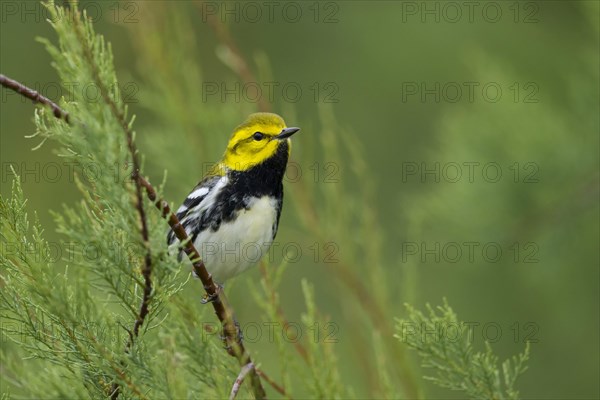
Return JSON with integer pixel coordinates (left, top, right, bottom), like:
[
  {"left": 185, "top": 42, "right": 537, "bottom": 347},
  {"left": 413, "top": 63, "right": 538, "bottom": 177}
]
[{"left": 252, "top": 132, "right": 264, "bottom": 141}]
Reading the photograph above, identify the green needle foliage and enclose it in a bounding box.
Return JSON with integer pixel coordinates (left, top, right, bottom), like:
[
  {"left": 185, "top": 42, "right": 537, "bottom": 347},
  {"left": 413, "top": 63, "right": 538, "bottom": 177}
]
[
  {"left": 1, "top": 1, "right": 537, "bottom": 399},
  {"left": 395, "top": 301, "right": 530, "bottom": 400},
  {"left": 0, "top": 1, "right": 227, "bottom": 398}
]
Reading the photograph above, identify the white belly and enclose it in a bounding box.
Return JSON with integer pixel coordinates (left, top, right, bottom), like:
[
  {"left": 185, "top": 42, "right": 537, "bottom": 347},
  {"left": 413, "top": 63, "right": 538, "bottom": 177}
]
[{"left": 193, "top": 196, "right": 278, "bottom": 283}]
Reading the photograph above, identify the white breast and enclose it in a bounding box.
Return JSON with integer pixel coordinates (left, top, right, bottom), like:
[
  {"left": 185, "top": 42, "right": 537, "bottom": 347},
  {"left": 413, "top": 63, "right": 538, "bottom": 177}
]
[{"left": 193, "top": 196, "right": 279, "bottom": 283}]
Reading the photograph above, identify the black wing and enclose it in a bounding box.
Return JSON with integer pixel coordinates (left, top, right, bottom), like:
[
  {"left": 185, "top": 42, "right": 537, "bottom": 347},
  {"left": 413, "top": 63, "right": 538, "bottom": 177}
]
[{"left": 166, "top": 175, "right": 222, "bottom": 245}]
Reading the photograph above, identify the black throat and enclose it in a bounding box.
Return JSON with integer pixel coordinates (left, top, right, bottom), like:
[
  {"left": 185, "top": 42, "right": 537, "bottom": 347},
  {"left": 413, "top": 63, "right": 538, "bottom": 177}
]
[{"left": 228, "top": 140, "right": 289, "bottom": 198}]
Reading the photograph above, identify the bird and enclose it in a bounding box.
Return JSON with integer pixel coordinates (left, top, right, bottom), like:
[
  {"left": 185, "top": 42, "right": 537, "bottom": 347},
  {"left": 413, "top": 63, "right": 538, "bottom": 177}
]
[{"left": 167, "top": 112, "right": 300, "bottom": 301}]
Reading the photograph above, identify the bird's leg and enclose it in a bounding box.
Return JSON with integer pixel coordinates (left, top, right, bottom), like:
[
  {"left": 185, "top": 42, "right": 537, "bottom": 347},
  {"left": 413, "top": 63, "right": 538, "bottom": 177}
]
[{"left": 200, "top": 283, "right": 223, "bottom": 304}]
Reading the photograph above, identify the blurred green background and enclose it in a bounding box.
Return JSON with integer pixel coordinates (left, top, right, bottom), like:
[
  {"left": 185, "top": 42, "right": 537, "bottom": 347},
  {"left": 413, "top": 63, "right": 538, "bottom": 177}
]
[{"left": 1, "top": 1, "right": 598, "bottom": 398}]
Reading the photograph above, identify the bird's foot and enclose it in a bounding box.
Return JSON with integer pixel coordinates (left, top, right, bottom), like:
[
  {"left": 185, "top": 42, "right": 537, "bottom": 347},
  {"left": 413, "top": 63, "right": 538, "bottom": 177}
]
[
  {"left": 221, "top": 319, "right": 243, "bottom": 356},
  {"left": 200, "top": 283, "right": 223, "bottom": 304}
]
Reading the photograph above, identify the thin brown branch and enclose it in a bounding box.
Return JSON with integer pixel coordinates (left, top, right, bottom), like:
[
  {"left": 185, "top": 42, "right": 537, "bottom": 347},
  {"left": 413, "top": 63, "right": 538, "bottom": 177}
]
[
  {"left": 256, "top": 368, "right": 290, "bottom": 398},
  {"left": 0, "top": 73, "right": 70, "bottom": 123}
]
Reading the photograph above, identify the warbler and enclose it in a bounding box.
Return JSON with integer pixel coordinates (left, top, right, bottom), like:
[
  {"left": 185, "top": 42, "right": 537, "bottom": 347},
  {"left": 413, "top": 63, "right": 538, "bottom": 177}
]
[{"left": 167, "top": 113, "right": 300, "bottom": 298}]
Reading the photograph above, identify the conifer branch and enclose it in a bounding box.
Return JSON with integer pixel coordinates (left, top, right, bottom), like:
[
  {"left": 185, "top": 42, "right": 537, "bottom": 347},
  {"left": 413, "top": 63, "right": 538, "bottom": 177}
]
[
  {"left": 67, "top": 10, "right": 154, "bottom": 398},
  {"left": 1, "top": 73, "right": 266, "bottom": 399},
  {"left": 69, "top": 7, "right": 153, "bottom": 340},
  {"left": 395, "top": 301, "right": 530, "bottom": 399}
]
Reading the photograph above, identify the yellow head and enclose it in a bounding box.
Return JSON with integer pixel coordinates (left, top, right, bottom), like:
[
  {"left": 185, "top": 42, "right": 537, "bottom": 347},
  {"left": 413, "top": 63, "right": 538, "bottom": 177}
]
[{"left": 222, "top": 113, "right": 300, "bottom": 171}]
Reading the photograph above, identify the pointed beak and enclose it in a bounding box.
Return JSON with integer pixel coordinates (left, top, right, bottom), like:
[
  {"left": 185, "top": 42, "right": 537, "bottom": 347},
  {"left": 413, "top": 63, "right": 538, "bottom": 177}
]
[{"left": 275, "top": 127, "right": 300, "bottom": 140}]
